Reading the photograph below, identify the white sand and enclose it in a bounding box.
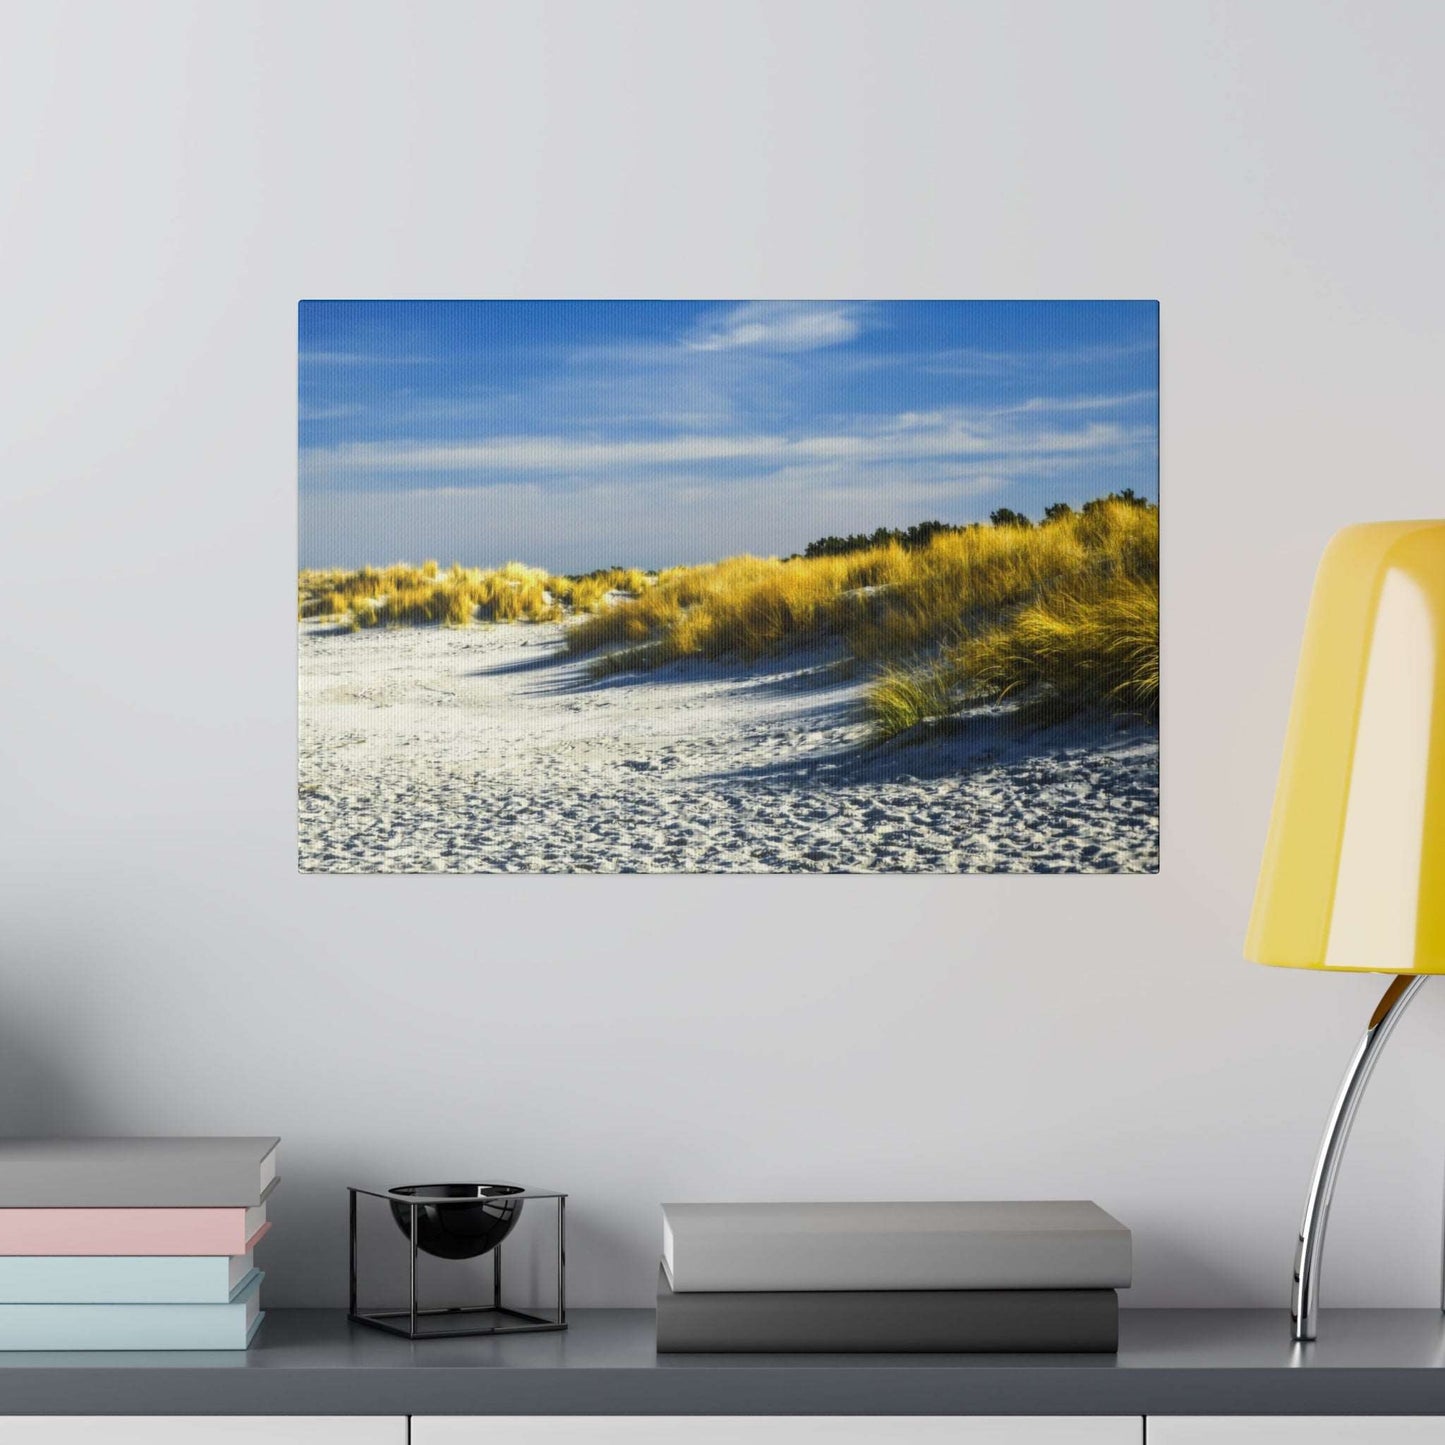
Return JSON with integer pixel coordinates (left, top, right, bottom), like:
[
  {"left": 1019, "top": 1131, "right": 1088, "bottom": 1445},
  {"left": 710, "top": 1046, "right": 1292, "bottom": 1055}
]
[{"left": 298, "top": 621, "right": 1159, "bottom": 874}]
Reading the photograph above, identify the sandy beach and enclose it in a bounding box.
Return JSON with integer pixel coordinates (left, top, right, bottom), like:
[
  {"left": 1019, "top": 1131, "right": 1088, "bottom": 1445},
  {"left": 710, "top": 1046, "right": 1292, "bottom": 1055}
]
[{"left": 298, "top": 621, "right": 1159, "bottom": 874}]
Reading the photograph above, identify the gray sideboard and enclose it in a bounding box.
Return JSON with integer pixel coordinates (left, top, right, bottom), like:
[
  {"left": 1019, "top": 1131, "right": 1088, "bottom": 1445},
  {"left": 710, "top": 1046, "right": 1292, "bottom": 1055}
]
[{"left": 0, "top": 1309, "right": 1443, "bottom": 1417}]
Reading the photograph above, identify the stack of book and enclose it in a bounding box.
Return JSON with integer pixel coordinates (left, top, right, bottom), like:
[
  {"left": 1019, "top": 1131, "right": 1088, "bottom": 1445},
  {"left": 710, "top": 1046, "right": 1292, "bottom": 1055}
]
[
  {"left": 0, "top": 1138, "right": 278, "bottom": 1350},
  {"left": 657, "top": 1200, "right": 1131, "bottom": 1353}
]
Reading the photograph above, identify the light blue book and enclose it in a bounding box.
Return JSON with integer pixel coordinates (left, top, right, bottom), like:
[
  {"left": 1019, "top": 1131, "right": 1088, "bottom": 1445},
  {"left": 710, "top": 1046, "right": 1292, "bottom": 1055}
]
[
  {"left": 0, "top": 1254, "right": 257, "bottom": 1304},
  {"left": 0, "top": 1271, "right": 262, "bottom": 1349}
]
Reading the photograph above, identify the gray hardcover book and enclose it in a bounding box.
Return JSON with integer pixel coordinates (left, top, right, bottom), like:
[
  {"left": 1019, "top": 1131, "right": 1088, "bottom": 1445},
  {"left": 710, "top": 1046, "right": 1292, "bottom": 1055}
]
[
  {"left": 656, "top": 1266, "right": 1118, "bottom": 1353},
  {"left": 0, "top": 1138, "right": 280, "bottom": 1207},
  {"left": 661, "top": 1201, "right": 1131, "bottom": 1292}
]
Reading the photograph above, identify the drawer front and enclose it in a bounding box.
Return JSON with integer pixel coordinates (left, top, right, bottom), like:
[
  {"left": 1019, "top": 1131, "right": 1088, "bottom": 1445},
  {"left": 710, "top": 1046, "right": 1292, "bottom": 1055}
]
[
  {"left": 0, "top": 1421, "right": 406, "bottom": 1444},
  {"left": 1150, "top": 1421, "right": 1445, "bottom": 1444},
  {"left": 413, "top": 1419, "right": 1142, "bottom": 1445}
]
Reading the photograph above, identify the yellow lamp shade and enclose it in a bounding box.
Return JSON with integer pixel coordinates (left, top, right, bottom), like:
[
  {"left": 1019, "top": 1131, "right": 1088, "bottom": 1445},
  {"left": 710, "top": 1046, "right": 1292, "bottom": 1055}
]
[{"left": 1246, "top": 520, "right": 1445, "bottom": 974}]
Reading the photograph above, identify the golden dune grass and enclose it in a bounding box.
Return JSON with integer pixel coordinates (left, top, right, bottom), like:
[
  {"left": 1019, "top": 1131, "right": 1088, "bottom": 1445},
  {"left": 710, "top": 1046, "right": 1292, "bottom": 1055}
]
[
  {"left": 546, "top": 567, "right": 651, "bottom": 614},
  {"left": 953, "top": 580, "right": 1160, "bottom": 724},
  {"left": 563, "top": 500, "right": 1158, "bottom": 733},
  {"left": 299, "top": 498, "right": 1158, "bottom": 734},
  {"left": 864, "top": 511, "right": 1157, "bottom": 734},
  {"left": 298, "top": 562, "right": 656, "bottom": 630},
  {"left": 564, "top": 548, "right": 908, "bottom": 665}
]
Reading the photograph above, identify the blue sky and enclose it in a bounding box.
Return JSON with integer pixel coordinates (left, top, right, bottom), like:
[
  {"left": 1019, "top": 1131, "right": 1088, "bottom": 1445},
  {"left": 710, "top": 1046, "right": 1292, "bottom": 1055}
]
[{"left": 299, "top": 300, "right": 1158, "bottom": 572}]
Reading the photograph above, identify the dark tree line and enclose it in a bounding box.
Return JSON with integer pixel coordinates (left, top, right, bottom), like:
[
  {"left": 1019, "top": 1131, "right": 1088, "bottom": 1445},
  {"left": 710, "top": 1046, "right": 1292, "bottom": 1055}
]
[
  {"left": 792, "top": 489, "right": 1154, "bottom": 559},
  {"left": 798, "top": 519, "right": 967, "bottom": 559}
]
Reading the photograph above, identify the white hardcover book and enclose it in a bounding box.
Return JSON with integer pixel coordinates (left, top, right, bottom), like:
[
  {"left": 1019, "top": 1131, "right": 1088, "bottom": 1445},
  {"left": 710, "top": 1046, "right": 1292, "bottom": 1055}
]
[
  {"left": 0, "top": 1138, "right": 279, "bottom": 1208},
  {"left": 661, "top": 1201, "right": 1133, "bottom": 1292}
]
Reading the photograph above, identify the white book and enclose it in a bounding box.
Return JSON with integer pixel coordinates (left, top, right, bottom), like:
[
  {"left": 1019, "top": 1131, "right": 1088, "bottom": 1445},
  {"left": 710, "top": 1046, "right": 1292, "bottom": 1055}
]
[
  {"left": 0, "top": 1138, "right": 279, "bottom": 1208},
  {"left": 661, "top": 1200, "right": 1133, "bottom": 1292}
]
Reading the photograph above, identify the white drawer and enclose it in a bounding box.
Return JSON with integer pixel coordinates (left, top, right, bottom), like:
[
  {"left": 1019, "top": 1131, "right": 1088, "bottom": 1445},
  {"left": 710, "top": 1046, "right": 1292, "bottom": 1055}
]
[
  {"left": 412, "top": 1419, "right": 1142, "bottom": 1445},
  {"left": 1149, "top": 1421, "right": 1445, "bottom": 1444},
  {"left": 0, "top": 1420, "right": 406, "bottom": 1444}
]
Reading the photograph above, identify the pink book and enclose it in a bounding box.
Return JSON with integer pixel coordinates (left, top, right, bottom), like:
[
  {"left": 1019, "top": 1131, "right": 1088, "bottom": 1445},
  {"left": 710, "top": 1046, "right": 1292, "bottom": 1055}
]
[{"left": 0, "top": 1206, "right": 269, "bottom": 1256}]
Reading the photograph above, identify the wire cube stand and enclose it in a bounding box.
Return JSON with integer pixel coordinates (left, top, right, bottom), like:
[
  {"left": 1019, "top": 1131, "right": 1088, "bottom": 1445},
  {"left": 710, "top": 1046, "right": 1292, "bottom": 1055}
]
[{"left": 347, "top": 1185, "right": 567, "bottom": 1340}]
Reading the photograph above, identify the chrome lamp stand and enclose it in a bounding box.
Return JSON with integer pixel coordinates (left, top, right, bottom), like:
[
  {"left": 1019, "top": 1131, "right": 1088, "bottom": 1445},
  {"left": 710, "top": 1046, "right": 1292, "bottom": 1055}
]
[{"left": 1291, "top": 974, "right": 1426, "bottom": 1342}]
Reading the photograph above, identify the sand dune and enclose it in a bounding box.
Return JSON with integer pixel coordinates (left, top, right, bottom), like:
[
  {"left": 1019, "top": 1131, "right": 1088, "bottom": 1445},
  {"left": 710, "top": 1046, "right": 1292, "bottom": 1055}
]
[{"left": 298, "top": 621, "right": 1159, "bottom": 874}]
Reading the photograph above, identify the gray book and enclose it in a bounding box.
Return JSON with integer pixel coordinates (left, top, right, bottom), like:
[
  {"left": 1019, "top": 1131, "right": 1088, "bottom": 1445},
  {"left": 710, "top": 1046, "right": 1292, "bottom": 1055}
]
[
  {"left": 0, "top": 1138, "right": 280, "bottom": 1207},
  {"left": 661, "top": 1201, "right": 1131, "bottom": 1292},
  {"left": 656, "top": 1266, "right": 1117, "bottom": 1353}
]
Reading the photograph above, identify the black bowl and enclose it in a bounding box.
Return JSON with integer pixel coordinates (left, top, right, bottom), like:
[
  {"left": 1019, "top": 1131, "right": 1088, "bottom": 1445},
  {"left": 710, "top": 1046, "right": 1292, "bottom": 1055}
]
[{"left": 388, "top": 1183, "right": 525, "bottom": 1260}]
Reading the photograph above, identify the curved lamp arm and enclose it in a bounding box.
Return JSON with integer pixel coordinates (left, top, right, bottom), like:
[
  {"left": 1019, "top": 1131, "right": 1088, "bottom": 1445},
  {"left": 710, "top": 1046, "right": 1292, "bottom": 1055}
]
[{"left": 1292, "top": 973, "right": 1426, "bottom": 1342}]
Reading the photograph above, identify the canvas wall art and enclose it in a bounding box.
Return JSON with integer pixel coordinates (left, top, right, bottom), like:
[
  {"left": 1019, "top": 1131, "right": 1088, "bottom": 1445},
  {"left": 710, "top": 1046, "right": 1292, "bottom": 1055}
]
[{"left": 298, "top": 300, "right": 1159, "bottom": 873}]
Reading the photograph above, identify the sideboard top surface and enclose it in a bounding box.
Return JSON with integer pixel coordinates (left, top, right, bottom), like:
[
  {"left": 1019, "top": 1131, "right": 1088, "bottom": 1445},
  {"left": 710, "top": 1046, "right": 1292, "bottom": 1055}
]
[{"left": 1, "top": 1308, "right": 1444, "bottom": 1416}]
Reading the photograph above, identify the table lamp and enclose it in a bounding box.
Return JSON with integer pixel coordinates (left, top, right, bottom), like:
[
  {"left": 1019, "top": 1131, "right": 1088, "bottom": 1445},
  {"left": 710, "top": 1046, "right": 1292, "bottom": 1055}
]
[{"left": 1246, "top": 519, "right": 1445, "bottom": 1342}]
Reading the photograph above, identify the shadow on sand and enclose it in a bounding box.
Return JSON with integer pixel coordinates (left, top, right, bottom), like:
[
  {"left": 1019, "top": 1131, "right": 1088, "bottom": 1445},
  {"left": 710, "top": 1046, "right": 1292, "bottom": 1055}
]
[
  {"left": 692, "top": 708, "right": 1156, "bottom": 792},
  {"left": 471, "top": 637, "right": 862, "bottom": 702},
  {"left": 466, "top": 640, "right": 573, "bottom": 678}
]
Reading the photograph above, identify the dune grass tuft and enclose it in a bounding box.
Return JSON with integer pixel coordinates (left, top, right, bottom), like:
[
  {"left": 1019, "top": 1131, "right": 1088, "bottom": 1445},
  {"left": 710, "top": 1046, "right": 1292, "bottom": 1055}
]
[
  {"left": 564, "top": 548, "right": 907, "bottom": 666},
  {"left": 955, "top": 579, "right": 1160, "bottom": 726},
  {"left": 864, "top": 667, "right": 959, "bottom": 739},
  {"left": 299, "top": 561, "right": 658, "bottom": 630},
  {"left": 546, "top": 566, "right": 651, "bottom": 614},
  {"left": 298, "top": 560, "right": 573, "bottom": 629}
]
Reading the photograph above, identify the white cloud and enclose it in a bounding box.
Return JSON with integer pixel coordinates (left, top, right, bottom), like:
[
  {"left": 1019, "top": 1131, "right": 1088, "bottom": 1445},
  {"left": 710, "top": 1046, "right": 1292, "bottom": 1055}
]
[
  {"left": 302, "top": 408, "right": 1148, "bottom": 480},
  {"left": 313, "top": 434, "right": 783, "bottom": 472},
  {"left": 299, "top": 420, "right": 1158, "bottom": 570},
  {"left": 995, "top": 389, "right": 1157, "bottom": 415},
  {"left": 920, "top": 339, "right": 1159, "bottom": 376},
  {"left": 684, "top": 301, "right": 865, "bottom": 353}
]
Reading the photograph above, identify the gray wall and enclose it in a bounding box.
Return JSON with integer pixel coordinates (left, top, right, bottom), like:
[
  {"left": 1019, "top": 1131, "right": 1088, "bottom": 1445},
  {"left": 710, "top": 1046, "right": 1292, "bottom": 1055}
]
[{"left": 3, "top": 0, "right": 1444, "bottom": 1309}]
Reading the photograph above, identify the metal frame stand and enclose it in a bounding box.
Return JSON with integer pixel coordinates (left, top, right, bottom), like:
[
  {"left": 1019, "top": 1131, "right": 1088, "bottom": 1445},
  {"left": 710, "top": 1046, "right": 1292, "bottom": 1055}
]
[
  {"left": 348, "top": 1186, "right": 567, "bottom": 1340},
  {"left": 1291, "top": 975, "right": 1426, "bottom": 1342}
]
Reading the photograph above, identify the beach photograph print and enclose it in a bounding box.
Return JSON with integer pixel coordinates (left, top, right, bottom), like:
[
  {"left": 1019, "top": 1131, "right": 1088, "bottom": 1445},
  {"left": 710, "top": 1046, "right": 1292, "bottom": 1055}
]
[{"left": 299, "top": 300, "right": 1159, "bottom": 874}]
